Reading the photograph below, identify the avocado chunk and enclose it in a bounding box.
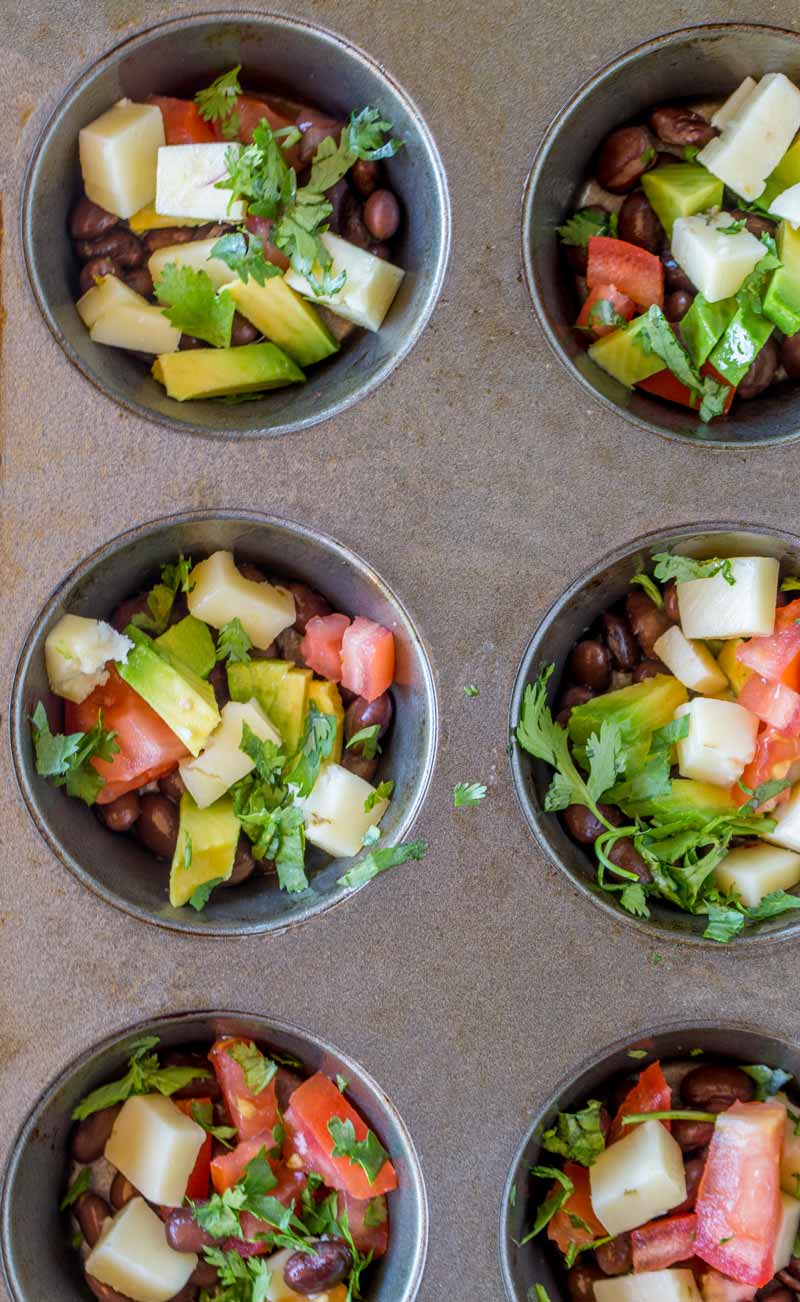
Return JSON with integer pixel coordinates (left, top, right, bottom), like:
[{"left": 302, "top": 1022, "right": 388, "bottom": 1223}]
[
  {"left": 717, "top": 638, "right": 753, "bottom": 696},
  {"left": 680, "top": 294, "right": 738, "bottom": 368},
  {"left": 708, "top": 303, "right": 774, "bottom": 386},
  {"left": 306, "top": 679, "right": 344, "bottom": 766},
  {"left": 227, "top": 659, "right": 312, "bottom": 755},
  {"left": 568, "top": 674, "right": 689, "bottom": 769},
  {"left": 641, "top": 164, "right": 724, "bottom": 238},
  {"left": 223, "top": 276, "right": 339, "bottom": 367},
  {"left": 618, "top": 777, "right": 737, "bottom": 821},
  {"left": 117, "top": 626, "right": 220, "bottom": 756},
  {"left": 760, "top": 134, "right": 800, "bottom": 211},
  {"left": 764, "top": 220, "right": 800, "bottom": 336},
  {"left": 170, "top": 791, "right": 240, "bottom": 907},
  {"left": 588, "top": 315, "right": 665, "bottom": 389},
  {"left": 155, "top": 615, "right": 216, "bottom": 679},
  {"left": 152, "top": 342, "right": 305, "bottom": 401}
]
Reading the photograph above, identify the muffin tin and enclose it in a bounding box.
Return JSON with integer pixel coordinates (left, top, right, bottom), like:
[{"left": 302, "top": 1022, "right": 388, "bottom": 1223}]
[{"left": 5, "top": 8, "right": 800, "bottom": 1302}]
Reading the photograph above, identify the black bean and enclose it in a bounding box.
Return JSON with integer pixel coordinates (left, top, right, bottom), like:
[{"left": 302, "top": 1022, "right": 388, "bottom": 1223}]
[
  {"left": 75, "top": 230, "right": 145, "bottom": 268},
  {"left": 650, "top": 106, "right": 717, "bottom": 147},
  {"left": 159, "top": 770, "right": 186, "bottom": 805},
  {"left": 344, "top": 694, "right": 393, "bottom": 747},
  {"left": 626, "top": 590, "right": 672, "bottom": 659},
  {"left": 86, "top": 1277, "right": 134, "bottom": 1302},
  {"left": 661, "top": 246, "right": 697, "bottom": 294},
  {"left": 730, "top": 208, "right": 777, "bottom": 241},
  {"left": 608, "top": 838, "right": 652, "bottom": 884},
  {"left": 738, "top": 337, "right": 778, "bottom": 400},
  {"left": 141, "top": 226, "right": 198, "bottom": 254},
  {"left": 663, "top": 581, "right": 680, "bottom": 623},
  {"left": 221, "top": 837, "right": 256, "bottom": 888},
  {"left": 632, "top": 659, "right": 663, "bottom": 683},
  {"left": 351, "top": 159, "right": 381, "bottom": 197},
  {"left": 672, "top": 1119, "right": 715, "bottom": 1151},
  {"left": 567, "top": 1263, "right": 605, "bottom": 1301},
  {"left": 109, "top": 1172, "right": 139, "bottom": 1210},
  {"left": 596, "top": 126, "right": 655, "bottom": 193},
  {"left": 665, "top": 290, "right": 694, "bottom": 322},
  {"left": 781, "top": 332, "right": 800, "bottom": 380},
  {"left": 341, "top": 750, "right": 379, "bottom": 782},
  {"left": 230, "top": 312, "right": 259, "bottom": 347},
  {"left": 125, "top": 266, "right": 154, "bottom": 298}
]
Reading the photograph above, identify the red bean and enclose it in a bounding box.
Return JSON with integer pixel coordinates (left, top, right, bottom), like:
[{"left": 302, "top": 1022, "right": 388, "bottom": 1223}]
[
  {"left": 351, "top": 159, "right": 381, "bottom": 196},
  {"left": 70, "top": 196, "right": 119, "bottom": 241},
  {"left": 364, "top": 190, "right": 401, "bottom": 242},
  {"left": 99, "top": 792, "right": 140, "bottom": 833}
]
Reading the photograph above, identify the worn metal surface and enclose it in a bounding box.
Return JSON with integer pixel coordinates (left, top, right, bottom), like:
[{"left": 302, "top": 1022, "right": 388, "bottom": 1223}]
[{"left": 3, "top": 2, "right": 800, "bottom": 1300}]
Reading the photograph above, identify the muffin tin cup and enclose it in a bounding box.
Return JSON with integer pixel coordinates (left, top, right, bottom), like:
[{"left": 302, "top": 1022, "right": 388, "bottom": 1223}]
[
  {"left": 521, "top": 21, "right": 800, "bottom": 447},
  {"left": 21, "top": 9, "right": 452, "bottom": 439},
  {"left": 0, "top": 1010, "right": 429, "bottom": 1302},
  {"left": 499, "top": 1017, "right": 800, "bottom": 1300},
  {"left": 10, "top": 509, "right": 438, "bottom": 936},
  {"left": 509, "top": 520, "right": 800, "bottom": 948}
]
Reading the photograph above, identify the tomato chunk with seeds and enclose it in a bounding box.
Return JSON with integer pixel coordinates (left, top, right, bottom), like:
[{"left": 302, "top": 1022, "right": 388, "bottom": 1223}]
[
  {"left": 608, "top": 1060, "right": 672, "bottom": 1144},
  {"left": 300, "top": 613, "right": 350, "bottom": 682},
  {"left": 732, "top": 726, "right": 800, "bottom": 809},
  {"left": 737, "top": 675, "right": 800, "bottom": 736},
  {"left": 546, "top": 1162, "right": 606, "bottom": 1255},
  {"left": 737, "top": 626, "right": 800, "bottom": 692},
  {"left": 776, "top": 599, "right": 800, "bottom": 631},
  {"left": 209, "top": 1038, "right": 279, "bottom": 1142},
  {"left": 148, "top": 96, "right": 215, "bottom": 145},
  {"left": 174, "top": 1097, "right": 212, "bottom": 1200},
  {"left": 587, "top": 236, "right": 664, "bottom": 309},
  {"left": 284, "top": 1072, "right": 397, "bottom": 1199},
  {"left": 340, "top": 617, "right": 395, "bottom": 702},
  {"left": 576, "top": 283, "right": 636, "bottom": 337}
]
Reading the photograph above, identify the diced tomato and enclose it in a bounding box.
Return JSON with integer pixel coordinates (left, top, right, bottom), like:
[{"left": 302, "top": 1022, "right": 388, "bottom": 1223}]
[
  {"left": 776, "top": 599, "right": 800, "bottom": 631},
  {"left": 699, "top": 1271, "right": 757, "bottom": 1302},
  {"left": 300, "top": 613, "right": 351, "bottom": 682},
  {"left": 737, "top": 675, "right": 800, "bottom": 736},
  {"left": 340, "top": 618, "right": 396, "bottom": 702},
  {"left": 638, "top": 362, "right": 735, "bottom": 414},
  {"left": 244, "top": 215, "right": 290, "bottom": 272},
  {"left": 210, "top": 95, "right": 303, "bottom": 168},
  {"left": 732, "top": 726, "right": 800, "bottom": 809},
  {"left": 736, "top": 626, "right": 800, "bottom": 692},
  {"left": 65, "top": 667, "right": 189, "bottom": 804},
  {"left": 174, "top": 1098, "right": 212, "bottom": 1200},
  {"left": 209, "top": 1038, "right": 280, "bottom": 1142},
  {"left": 337, "top": 1190, "right": 389, "bottom": 1259},
  {"left": 546, "top": 1162, "right": 607, "bottom": 1256},
  {"left": 148, "top": 95, "right": 216, "bottom": 145},
  {"left": 211, "top": 1134, "right": 270, "bottom": 1194},
  {"left": 575, "top": 283, "right": 636, "bottom": 337},
  {"left": 284, "top": 1072, "right": 397, "bottom": 1200},
  {"left": 608, "top": 1061, "right": 672, "bottom": 1144},
  {"left": 630, "top": 1212, "right": 697, "bottom": 1272},
  {"left": 587, "top": 236, "right": 664, "bottom": 309},
  {"left": 694, "top": 1100, "right": 784, "bottom": 1286}
]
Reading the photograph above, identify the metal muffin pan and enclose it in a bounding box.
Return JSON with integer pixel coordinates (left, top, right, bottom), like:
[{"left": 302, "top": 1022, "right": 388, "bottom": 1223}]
[
  {"left": 0, "top": 1011, "right": 428, "bottom": 1302},
  {"left": 6, "top": 6, "right": 800, "bottom": 1302},
  {"left": 21, "top": 10, "right": 451, "bottom": 438}
]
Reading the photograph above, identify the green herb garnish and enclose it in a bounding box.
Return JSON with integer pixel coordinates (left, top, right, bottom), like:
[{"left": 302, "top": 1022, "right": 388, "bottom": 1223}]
[
  {"left": 227, "top": 1041, "right": 278, "bottom": 1095},
  {"left": 453, "top": 781, "right": 488, "bottom": 807},
  {"left": 337, "top": 839, "right": 427, "bottom": 889},
  {"left": 155, "top": 263, "right": 235, "bottom": 348},
  {"left": 346, "top": 723, "right": 381, "bottom": 760},
  {"left": 195, "top": 65, "right": 243, "bottom": 139},
  {"left": 31, "top": 702, "right": 119, "bottom": 806},
  {"left": 328, "top": 1117, "right": 389, "bottom": 1185},
  {"left": 216, "top": 618, "right": 254, "bottom": 664},
  {"left": 72, "top": 1036, "right": 210, "bottom": 1120}
]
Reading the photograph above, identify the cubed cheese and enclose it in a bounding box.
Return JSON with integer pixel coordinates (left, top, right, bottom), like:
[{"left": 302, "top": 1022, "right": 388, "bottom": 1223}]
[
  {"left": 45, "top": 614, "right": 133, "bottom": 703},
  {"left": 187, "top": 551, "right": 295, "bottom": 649},
  {"left": 770, "top": 182, "right": 800, "bottom": 228},
  {"left": 104, "top": 1093, "right": 205, "bottom": 1206},
  {"left": 671, "top": 212, "right": 766, "bottom": 303},
  {"left": 711, "top": 76, "right": 758, "bottom": 130},
  {"left": 79, "top": 99, "right": 165, "bottom": 219},
  {"left": 677, "top": 557, "right": 779, "bottom": 639},
  {"left": 589, "top": 1118, "right": 686, "bottom": 1236},
  {"left": 698, "top": 72, "right": 800, "bottom": 201},
  {"left": 284, "top": 232, "right": 404, "bottom": 332},
  {"left": 85, "top": 1198, "right": 196, "bottom": 1302},
  {"left": 766, "top": 784, "right": 800, "bottom": 852},
  {"left": 652, "top": 626, "right": 728, "bottom": 695},
  {"left": 774, "top": 1191, "right": 800, "bottom": 1272},
  {"left": 594, "top": 1271, "right": 702, "bottom": 1302},
  {"left": 715, "top": 843, "right": 800, "bottom": 906},
  {"left": 302, "top": 762, "right": 390, "bottom": 858},
  {"left": 148, "top": 237, "right": 236, "bottom": 291},
  {"left": 675, "top": 698, "right": 759, "bottom": 788},
  {"left": 155, "top": 144, "right": 246, "bottom": 221},
  {"left": 76, "top": 274, "right": 147, "bottom": 329},
  {"left": 90, "top": 301, "right": 181, "bottom": 354},
  {"left": 180, "top": 699, "right": 281, "bottom": 808}
]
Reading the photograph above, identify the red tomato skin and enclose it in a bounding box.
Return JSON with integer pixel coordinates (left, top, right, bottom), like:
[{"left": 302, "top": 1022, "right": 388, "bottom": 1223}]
[
  {"left": 546, "top": 1162, "right": 607, "bottom": 1254},
  {"left": 608, "top": 1060, "right": 672, "bottom": 1144},
  {"left": 337, "top": 1190, "right": 389, "bottom": 1258},
  {"left": 575, "top": 283, "right": 636, "bottom": 337},
  {"left": 174, "top": 1097, "right": 212, "bottom": 1200},
  {"left": 340, "top": 618, "right": 396, "bottom": 702},
  {"left": 65, "top": 667, "right": 189, "bottom": 804},
  {"left": 736, "top": 626, "right": 800, "bottom": 692},
  {"left": 630, "top": 1212, "right": 697, "bottom": 1272},
  {"left": 638, "top": 362, "right": 735, "bottom": 413},
  {"left": 284, "top": 1072, "right": 397, "bottom": 1199},
  {"left": 587, "top": 236, "right": 665, "bottom": 309},
  {"left": 732, "top": 727, "right": 800, "bottom": 808},
  {"left": 211, "top": 95, "right": 303, "bottom": 167},
  {"left": 148, "top": 95, "right": 216, "bottom": 144},
  {"left": 694, "top": 1100, "right": 784, "bottom": 1286},
  {"left": 300, "top": 613, "right": 351, "bottom": 682},
  {"left": 776, "top": 599, "right": 800, "bottom": 631},
  {"left": 209, "top": 1038, "right": 280, "bottom": 1142},
  {"left": 737, "top": 675, "right": 800, "bottom": 735}
]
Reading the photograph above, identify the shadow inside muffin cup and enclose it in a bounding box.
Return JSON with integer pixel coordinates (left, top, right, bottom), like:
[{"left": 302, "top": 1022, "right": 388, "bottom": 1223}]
[
  {"left": 509, "top": 521, "right": 800, "bottom": 947},
  {"left": 10, "top": 510, "right": 438, "bottom": 936},
  {"left": 21, "top": 10, "right": 451, "bottom": 438},
  {"left": 499, "top": 1019, "right": 800, "bottom": 1301},
  {"left": 521, "top": 22, "right": 800, "bottom": 447},
  {"left": 0, "top": 1010, "right": 428, "bottom": 1302}
]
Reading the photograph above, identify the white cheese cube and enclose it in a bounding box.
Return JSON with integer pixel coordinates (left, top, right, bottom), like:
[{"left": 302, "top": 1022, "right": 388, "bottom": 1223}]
[
  {"left": 76, "top": 275, "right": 147, "bottom": 329},
  {"left": 45, "top": 614, "right": 133, "bottom": 704},
  {"left": 671, "top": 212, "right": 766, "bottom": 303},
  {"left": 85, "top": 1198, "right": 196, "bottom": 1302},
  {"left": 104, "top": 1093, "right": 205, "bottom": 1207},
  {"left": 155, "top": 144, "right": 246, "bottom": 221},
  {"left": 652, "top": 626, "right": 728, "bottom": 696},
  {"left": 79, "top": 99, "right": 165, "bottom": 219},
  {"left": 90, "top": 301, "right": 181, "bottom": 354},
  {"left": 180, "top": 699, "right": 281, "bottom": 808},
  {"left": 766, "top": 785, "right": 800, "bottom": 852},
  {"left": 594, "top": 1270, "right": 702, "bottom": 1302},
  {"left": 148, "top": 237, "right": 236, "bottom": 291},
  {"left": 774, "top": 1191, "right": 800, "bottom": 1272},
  {"left": 589, "top": 1118, "right": 686, "bottom": 1236},
  {"left": 284, "top": 232, "right": 404, "bottom": 332},
  {"left": 303, "top": 762, "right": 390, "bottom": 858},
  {"left": 677, "top": 557, "right": 779, "bottom": 639},
  {"left": 698, "top": 72, "right": 800, "bottom": 201},
  {"left": 711, "top": 76, "right": 758, "bottom": 129},
  {"left": 187, "top": 551, "right": 295, "bottom": 650},
  {"left": 716, "top": 843, "right": 800, "bottom": 906},
  {"left": 770, "top": 181, "right": 800, "bottom": 228},
  {"left": 675, "top": 698, "right": 759, "bottom": 788}
]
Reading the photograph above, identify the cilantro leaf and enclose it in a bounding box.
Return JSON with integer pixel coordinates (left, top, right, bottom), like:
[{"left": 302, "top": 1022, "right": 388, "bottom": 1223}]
[
  {"left": 718, "top": 219, "right": 747, "bottom": 235},
  {"left": 201, "top": 1246, "right": 272, "bottom": 1301},
  {"left": 216, "top": 618, "right": 254, "bottom": 664},
  {"left": 72, "top": 1036, "right": 210, "bottom": 1119},
  {"left": 530, "top": 1288, "right": 553, "bottom": 1302},
  {"left": 703, "top": 903, "right": 745, "bottom": 943},
  {"left": 365, "top": 779, "right": 393, "bottom": 811},
  {"left": 274, "top": 805, "right": 309, "bottom": 893},
  {"left": 337, "top": 839, "right": 427, "bottom": 889},
  {"left": 190, "top": 1099, "right": 237, "bottom": 1148},
  {"left": 31, "top": 701, "right": 119, "bottom": 807},
  {"left": 60, "top": 1166, "right": 92, "bottom": 1210},
  {"left": 343, "top": 106, "right": 403, "bottom": 162},
  {"left": 620, "top": 882, "right": 650, "bottom": 917},
  {"left": 737, "top": 777, "right": 792, "bottom": 814},
  {"left": 363, "top": 1196, "right": 387, "bottom": 1227},
  {"left": 454, "top": 781, "right": 488, "bottom": 808},
  {"left": 740, "top": 1064, "right": 793, "bottom": 1100},
  {"left": 629, "top": 573, "right": 663, "bottom": 608},
  {"left": 195, "top": 66, "right": 243, "bottom": 139},
  {"left": 519, "top": 1165, "right": 574, "bottom": 1244},
  {"left": 557, "top": 208, "right": 612, "bottom": 247},
  {"left": 637, "top": 304, "right": 729, "bottom": 422},
  {"left": 465, "top": 684, "right": 479, "bottom": 697},
  {"left": 328, "top": 1116, "right": 390, "bottom": 1185},
  {"left": 239, "top": 723, "right": 285, "bottom": 782},
  {"left": 188, "top": 877, "right": 224, "bottom": 911},
  {"left": 652, "top": 552, "right": 735, "bottom": 586},
  {"left": 586, "top": 298, "right": 627, "bottom": 330},
  {"left": 211, "top": 229, "right": 281, "bottom": 286},
  {"left": 683, "top": 145, "right": 700, "bottom": 162},
  {"left": 541, "top": 1099, "right": 606, "bottom": 1167},
  {"left": 227, "top": 1041, "right": 278, "bottom": 1094},
  {"left": 217, "top": 119, "right": 299, "bottom": 219},
  {"left": 154, "top": 263, "right": 235, "bottom": 347},
  {"left": 362, "top": 824, "right": 381, "bottom": 848},
  {"left": 183, "top": 832, "right": 193, "bottom": 872},
  {"left": 747, "top": 889, "right": 800, "bottom": 922},
  {"left": 130, "top": 555, "right": 193, "bottom": 635},
  {"left": 346, "top": 724, "right": 382, "bottom": 760},
  {"left": 336, "top": 1074, "right": 349, "bottom": 1093},
  {"left": 289, "top": 704, "right": 337, "bottom": 797}
]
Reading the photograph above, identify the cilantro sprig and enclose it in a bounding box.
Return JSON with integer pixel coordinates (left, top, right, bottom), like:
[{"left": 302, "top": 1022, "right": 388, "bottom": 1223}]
[
  {"left": 72, "top": 1036, "right": 210, "bottom": 1120},
  {"left": 31, "top": 702, "right": 119, "bottom": 806},
  {"left": 211, "top": 229, "right": 281, "bottom": 286},
  {"left": 454, "top": 781, "right": 488, "bottom": 807},
  {"left": 155, "top": 263, "right": 235, "bottom": 348},
  {"left": 337, "top": 839, "right": 427, "bottom": 889},
  {"left": 541, "top": 1100, "right": 606, "bottom": 1167},
  {"left": 346, "top": 724, "right": 382, "bottom": 760},
  {"left": 216, "top": 618, "right": 254, "bottom": 664},
  {"left": 652, "top": 551, "right": 735, "bottom": 586},
  {"left": 130, "top": 554, "right": 193, "bottom": 636},
  {"left": 60, "top": 1167, "right": 92, "bottom": 1210},
  {"left": 328, "top": 1117, "right": 390, "bottom": 1185},
  {"left": 637, "top": 305, "right": 729, "bottom": 423},
  {"left": 195, "top": 65, "right": 243, "bottom": 139},
  {"left": 557, "top": 208, "right": 615, "bottom": 247},
  {"left": 518, "top": 1166, "right": 574, "bottom": 1245},
  {"left": 226, "top": 1040, "right": 278, "bottom": 1095},
  {"left": 190, "top": 1099, "right": 237, "bottom": 1149}
]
